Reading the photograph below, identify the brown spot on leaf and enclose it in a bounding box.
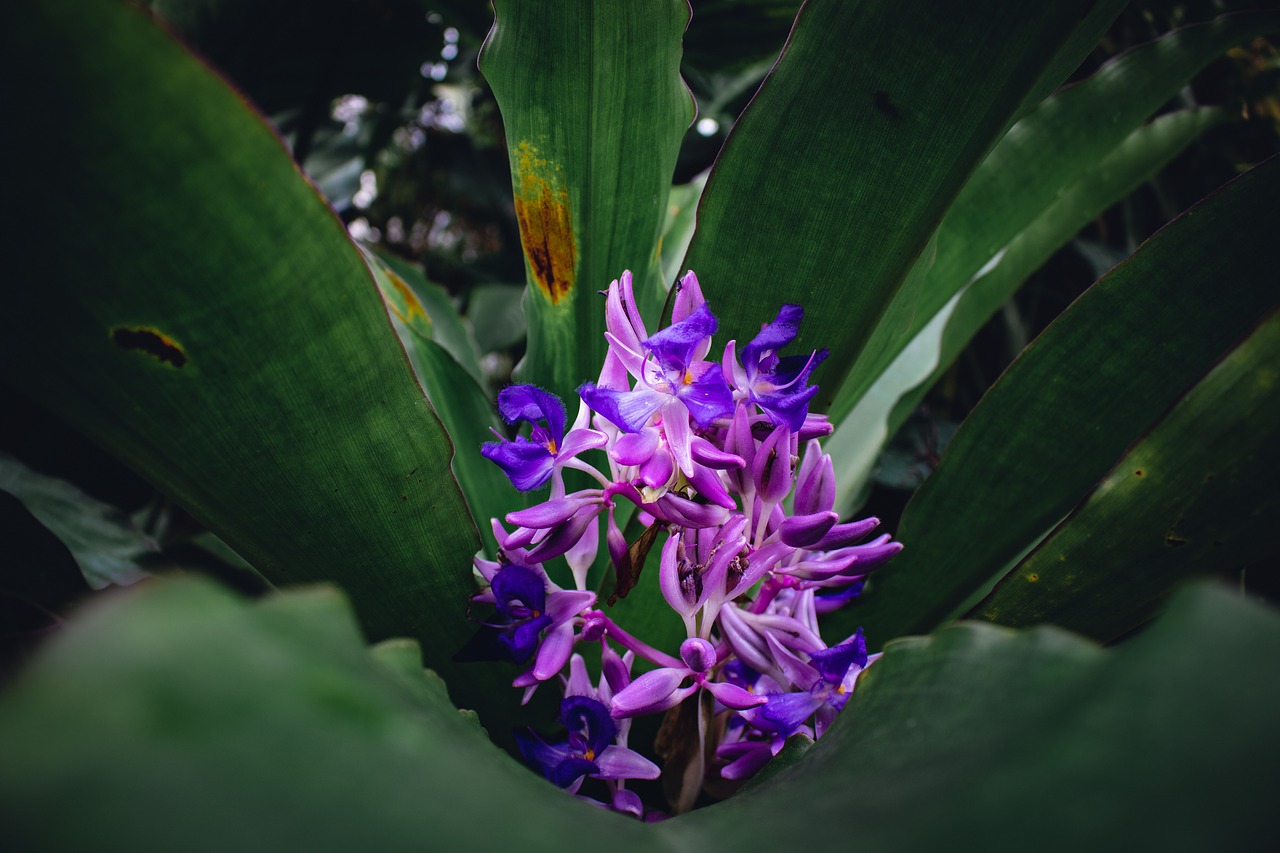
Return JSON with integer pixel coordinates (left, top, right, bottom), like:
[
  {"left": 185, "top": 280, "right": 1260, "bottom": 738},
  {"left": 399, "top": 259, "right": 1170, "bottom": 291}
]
[
  {"left": 111, "top": 327, "right": 186, "bottom": 368},
  {"left": 386, "top": 270, "right": 429, "bottom": 326},
  {"left": 513, "top": 141, "right": 576, "bottom": 305}
]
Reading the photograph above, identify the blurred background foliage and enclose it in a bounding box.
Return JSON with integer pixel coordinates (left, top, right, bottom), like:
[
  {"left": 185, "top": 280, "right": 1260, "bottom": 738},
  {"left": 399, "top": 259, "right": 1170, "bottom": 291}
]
[{"left": 2, "top": 0, "right": 1278, "bottom": 675}]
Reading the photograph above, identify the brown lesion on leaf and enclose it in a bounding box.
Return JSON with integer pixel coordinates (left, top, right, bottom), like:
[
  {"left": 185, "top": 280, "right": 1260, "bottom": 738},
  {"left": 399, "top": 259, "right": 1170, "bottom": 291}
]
[
  {"left": 512, "top": 141, "right": 576, "bottom": 305},
  {"left": 385, "top": 270, "right": 429, "bottom": 327},
  {"left": 110, "top": 326, "right": 187, "bottom": 368}
]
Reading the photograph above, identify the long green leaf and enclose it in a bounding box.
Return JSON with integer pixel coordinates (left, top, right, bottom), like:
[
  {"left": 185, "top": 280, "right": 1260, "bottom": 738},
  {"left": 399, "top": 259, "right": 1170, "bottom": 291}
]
[
  {"left": 827, "top": 10, "right": 1280, "bottom": 425},
  {"left": 837, "top": 156, "right": 1280, "bottom": 647},
  {"left": 0, "top": 0, "right": 486, "bottom": 706},
  {"left": 971, "top": 309, "right": 1280, "bottom": 640},
  {"left": 688, "top": 582, "right": 1279, "bottom": 851},
  {"left": 825, "top": 106, "right": 1228, "bottom": 511},
  {"left": 364, "top": 251, "right": 512, "bottom": 553},
  {"left": 3, "top": 577, "right": 1274, "bottom": 850},
  {"left": 683, "top": 0, "right": 1119, "bottom": 403},
  {"left": 479, "top": 0, "right": 694, "bottom": 400}
]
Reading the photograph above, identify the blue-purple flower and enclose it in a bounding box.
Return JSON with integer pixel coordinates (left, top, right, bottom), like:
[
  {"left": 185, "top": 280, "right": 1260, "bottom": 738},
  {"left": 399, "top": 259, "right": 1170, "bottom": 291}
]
[
  {"left": 516, "top": 695, "right": 659, "bottom": 792},
  {"left": 482, "top": 385, "right": 606, "bottom": 492},
  {"left": 726, "top": 305, "right": 827, "bottom": 431}
]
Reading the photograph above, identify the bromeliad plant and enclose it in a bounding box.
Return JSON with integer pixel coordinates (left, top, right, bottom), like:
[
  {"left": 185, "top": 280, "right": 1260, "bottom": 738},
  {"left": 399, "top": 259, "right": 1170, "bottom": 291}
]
[{"left": 2, "top": 0, "right": 1279, "bottom": 849}]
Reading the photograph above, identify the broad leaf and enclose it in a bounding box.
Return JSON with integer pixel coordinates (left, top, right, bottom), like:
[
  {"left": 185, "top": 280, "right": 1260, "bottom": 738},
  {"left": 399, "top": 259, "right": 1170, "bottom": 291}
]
[
  {"left": 480, "top": 0, "right": 695, "bottom": 399},
  {"left": 689, "top": 582, "right": 1279, "bottom": 851},
  {"left": 827, "top": 10, "right": 1280, "bottom": 426},
  {"left": 971, "top": 309, "right": 1280, "bottom": 640},
  {"left": 0, "top": 0, "right": 488, "bottom": 709},
  {"left": 1, "top": 577, "right": 1274, "bottom": 850},
  {"left": 825, "top": 106, "right": 1227, "bottom": 510},
  {"left": 838, "top": 155, "right": 1280, "bottom": 646},
  {"left": 683, "top": 0, "right": 1121, "bottom": 403}
]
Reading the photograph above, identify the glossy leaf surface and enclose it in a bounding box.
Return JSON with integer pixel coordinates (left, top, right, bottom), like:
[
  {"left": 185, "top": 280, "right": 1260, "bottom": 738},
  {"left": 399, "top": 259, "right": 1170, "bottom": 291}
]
[
  {"left": 827, "top": 9, "right": 1280, "bottom": 426},
  {"left": 480, "top": 0, "right": 694, "bottom": 399},
  {"left": 683, "top": 0, "right": 1118, "bottom": 403},
  {"left": 1, "top": 578, "right": 1274, "bottom": 850},
  {"left": 0, "top": 0, "right": 485, "bottom": 704},
  {"left": 972, "top": 309, "right": 1280, "bottom": 639},
  {"left": 825, "top": 106, "right": 1227, "bottom": 510},
  {"left": 839, "top": 156, "right": 1280, "bottom": 647}
]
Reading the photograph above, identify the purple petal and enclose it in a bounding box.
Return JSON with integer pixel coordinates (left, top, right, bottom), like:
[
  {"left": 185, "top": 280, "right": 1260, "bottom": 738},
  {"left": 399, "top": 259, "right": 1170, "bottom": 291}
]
[
  {"left": 752, "top": 424, "right": 793, "bottom": 504},
  {"left": 759, "top": 691, "right": 824, "bottom": 734},
  {"left": 612, "top": 429, "right": 659, "bottom": 465},
  {"left": 690, "top": 437, "right": 745, "bottom": 470},
  {"left": 718, "top": 742, "right": 775, "bottom": 781},
  {"left": 643, "top": 303, "right": 718, "bottom": 373},
  {"left": 611, "top": 667, "right": 692, "bottom": 718},
  {"left": 503, "top": 614, "right": 552, "bottom": 663},
  {"left": 675, "top": 362, "right": 735, "bottom": 427},
  {"left": 515, "top": 730, "right": 570, "bottom": 779},
  {"left": 481, "top": 438, "right": 554, "bottom": 492},
  {"left": 578, "top": 383, "right": 665, "bottom": 433},
  {"left": 704, "top": 679, "right": 767, "bottom": 711},
  {"left": 524, "top": 512, "right": 597, "bottom": 564},
  {"left": 545, "top": 589, "right": 596, "bottom": 623},
  {"left": 595, "top": 745, "right": 661, "bottom": 781},
  {"left": 551, "top": 756, "right": 599, "bottom": 789},
  {"left": 686, "top": 462, "right": 736, "bottom": 509},
  {"left": 809, "top": 630, "right": 868, "bottom": 684},
  {"left": 497, "top": 385, "right": 566, "bottom": 441},
  {"left": 533, "top": 621, "right": 576, "bottom": 680},
  {"left": 651, "top": 493, "right": 730, "bottom": 528},
  {"left": 741, "top": 305, "right": 803, "bottom": 375},
  {"left": 797, "top": 413, "right": 833, "bottom": 441},
  {"left": 639, "top": 449, "right": 675, "bottom": 490},
  {"left": 813, "top": 581, "right": 866, "bottom": 614},
  {"left": 812, "top": 517, "right": 881, "bottom": 550},
  {"left": 560, "top": 695, "right": 618, "bottom": 754},
  {"left": 611, "top": 787, "right": 646, "bottom": 817},
  {"left": 671, "top": 270, "right": 706, "bottom": 325},
  {"left": 558, "top": 427, "right": 609, "bottom": 459},
  {"left": 491, "top": 564, "right": 547, "bottom": 614},
  {"left": 780, "top": 511, "right": 839, "bottom": 548},
  {"left": 507, "top": 494, "right": 599, "bottom": 530},
  {"left": 679, "top": 638, "right": 718, "bottom": 674},
  {"left": 794, "top": 442, "right": 835, "bottom": 516}
]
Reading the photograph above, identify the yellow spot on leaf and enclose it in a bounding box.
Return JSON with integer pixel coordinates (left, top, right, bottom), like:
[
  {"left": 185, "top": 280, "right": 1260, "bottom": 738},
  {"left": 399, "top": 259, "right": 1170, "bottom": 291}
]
[
  {"left": 513, "top": 141, "right": 576, "bottom": 305},
  {"left": 1026, "top": 573, "right": 1039, "bottom": 583},
  {"left": 386, "top": 270, "right": 429, "bottom": 328}
]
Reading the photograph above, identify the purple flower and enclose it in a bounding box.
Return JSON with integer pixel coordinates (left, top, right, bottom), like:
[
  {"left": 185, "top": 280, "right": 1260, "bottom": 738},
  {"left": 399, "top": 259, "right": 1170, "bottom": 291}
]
[
  {"left": 516, "top": 695, "right": 659, "bottom": 792},
  {"left": 482, "top": 385, "right": 606, "bottom": 492},
  {"left": 467, "top": 563, "right": 594, "bottom": 680},
  {"left": 753, "top": 629, "right": 870, "bottom": 737},
  {"left": 610, "top": 637, "right": 765, "bottom": 719},
  {"left": 726, "top": 305, "right": 827, "bottom": 431}
]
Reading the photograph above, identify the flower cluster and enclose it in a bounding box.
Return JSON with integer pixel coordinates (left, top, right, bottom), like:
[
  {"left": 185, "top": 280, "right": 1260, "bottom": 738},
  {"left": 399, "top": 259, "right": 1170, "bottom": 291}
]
[{"left": 466, "top": 270, "right": 901, "bottom": 816}]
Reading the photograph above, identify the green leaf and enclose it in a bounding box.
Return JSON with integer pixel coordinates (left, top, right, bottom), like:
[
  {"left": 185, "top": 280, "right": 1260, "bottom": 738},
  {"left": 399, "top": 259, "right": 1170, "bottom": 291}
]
[
  {"left": 685, "top": 582, "right": 1279, "bottom": 851},
  {"left": 5, "top": 577, "right": 1274, "bottom": 849},
  {"left": 0, "top": 454, "right": 154, "bottom": 589},
  {"left": 827, "top": 10, "right": 1280, "bottom": 426},
  {"left": 840, "top": 156, "right": 1280, "bottom": 647},
  {"left": 0, "top": 578, "right": 635, "bottom": 850},
  {"left": 660, "top": 171, "right": 709, "bottom": 288},
  {"left": 371, "top": 250, "right": 487, "bottom": 390},
  {"left": 0, "top": 0, "right": 486, "bottom": 705},
  {"left": 479, "top": 0, "right": 695, "bottom": 399},
  {"left": 364, "top": 250, "right": 512, "bottom": 552},
  {"left": 683, "top": 0, "right": 1121, "bottom": 403},
  {"left": 825, "top": 106, "right": 1228, "bottom": 511},
  {"left": 971, "top": 309, "right": 1280, "bottom": 640}
]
